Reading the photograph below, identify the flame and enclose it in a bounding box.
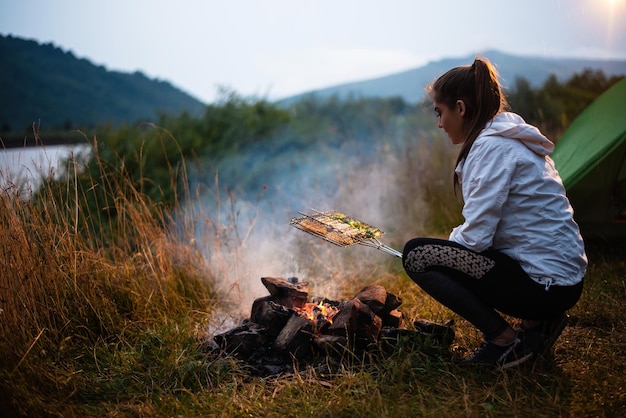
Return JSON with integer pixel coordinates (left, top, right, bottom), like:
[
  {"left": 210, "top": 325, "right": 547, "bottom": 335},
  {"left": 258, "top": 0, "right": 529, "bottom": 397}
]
[{"left": 296, "top": 300, "right": 338, "bottom": 324}]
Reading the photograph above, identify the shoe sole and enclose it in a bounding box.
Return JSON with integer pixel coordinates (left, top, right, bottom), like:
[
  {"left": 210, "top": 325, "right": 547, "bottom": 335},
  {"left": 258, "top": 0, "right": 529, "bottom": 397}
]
[
  {"left": 501, "top": 352, "right": 535, "bottom": 369},
  {"left": 459, "top": 351, "right": 536, "bottom": 369}
]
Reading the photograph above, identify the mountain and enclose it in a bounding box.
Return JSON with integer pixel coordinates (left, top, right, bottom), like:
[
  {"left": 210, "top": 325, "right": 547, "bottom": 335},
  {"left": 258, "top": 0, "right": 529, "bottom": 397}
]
[
  {"left": 0, "top": 34, "right": 206, "bottom": 134},
  {"left": 4, "top": 33, "right": 626, "bottom": 136},
  {"left": 280, "top": 50, "right": 626, "bottom": 104}
]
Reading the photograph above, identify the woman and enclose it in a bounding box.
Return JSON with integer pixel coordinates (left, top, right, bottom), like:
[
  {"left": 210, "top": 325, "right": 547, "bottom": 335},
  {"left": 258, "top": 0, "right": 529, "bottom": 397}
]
[{"left": 403, "top": 58, "right": 587, "bottom": 368}]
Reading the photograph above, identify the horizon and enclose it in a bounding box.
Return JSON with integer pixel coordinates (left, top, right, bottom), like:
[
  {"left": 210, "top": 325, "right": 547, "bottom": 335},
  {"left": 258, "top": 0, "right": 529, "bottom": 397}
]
[
  {"left": 1, "top": 0, "right": 624, "bottom": 103},
  {"left": 3, "top": 33, "right": 626, "bottom": 106}
]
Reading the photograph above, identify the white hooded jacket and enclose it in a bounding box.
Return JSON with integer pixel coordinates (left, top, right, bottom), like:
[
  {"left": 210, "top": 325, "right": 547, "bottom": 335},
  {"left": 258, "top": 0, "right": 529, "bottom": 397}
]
[{"left": 449, "top": 112, "right": 587, "bottom": 287}]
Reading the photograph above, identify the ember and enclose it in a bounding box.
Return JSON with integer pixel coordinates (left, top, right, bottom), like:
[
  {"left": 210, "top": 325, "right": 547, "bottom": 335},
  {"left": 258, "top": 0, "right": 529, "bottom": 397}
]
[
  {"left": 208, "top": 276, "right": 455, "bottom": 376},
  {"left": 296, "top": 300, "right": 339, "bottom": 324}
]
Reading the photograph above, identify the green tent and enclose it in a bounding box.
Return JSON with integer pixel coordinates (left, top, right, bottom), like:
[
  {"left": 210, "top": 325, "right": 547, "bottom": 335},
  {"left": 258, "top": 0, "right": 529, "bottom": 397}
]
[{"left": 552, "top": 77, "right": 626, "bottom": 240}]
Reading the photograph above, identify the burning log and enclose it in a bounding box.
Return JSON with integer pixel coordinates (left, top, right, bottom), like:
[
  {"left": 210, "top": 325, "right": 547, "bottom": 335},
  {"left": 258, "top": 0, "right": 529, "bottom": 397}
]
[
  {"left": 213, "top": 322, "right": 268, "bottom": 359},
  {"left": 383, "top": 292, "right": 402, "bottom": 313},
  {"left": 353, "top": 285, "right": 404, "bottom": 327},
  {"left": 209, "top": 276, "right": 454, "bottom": 376},
  {"left": 383, "top": 309, "right": 403, "bottom": 328},
  {"left": 327, "top": 298, "right": 382, "bottom": 346},
  {"left": 274, "top": 314, "right": 314, "bottom": 358},
  {"left": 295, "top": 298, "right": 339, "bottom": 326},
  {"left": 250, "top": 296, "right": 292, "bottom": 337},
  {"left": 354, "top": 285, "right": 387, "bottom": 314},
  {"left": 261, "top": 276, "right": 309, "bottom": 309}
]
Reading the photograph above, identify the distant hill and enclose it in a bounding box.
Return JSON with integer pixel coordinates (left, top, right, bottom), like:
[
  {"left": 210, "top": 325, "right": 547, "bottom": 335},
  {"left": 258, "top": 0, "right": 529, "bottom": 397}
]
[
  {"left": 4, "top": 33, "right": 626, "bottom": 140},
  {"left": 0, "top": 34, "right": 206, "bottom": 135},
  {"left": 281, "top": 50, "right": 626, "bottom": 104}
]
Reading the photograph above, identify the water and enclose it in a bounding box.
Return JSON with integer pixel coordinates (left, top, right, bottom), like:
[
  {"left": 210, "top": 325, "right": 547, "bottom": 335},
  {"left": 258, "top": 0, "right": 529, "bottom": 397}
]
[{"left": 0, "top": 144, "right": 89, "bottom": 193}]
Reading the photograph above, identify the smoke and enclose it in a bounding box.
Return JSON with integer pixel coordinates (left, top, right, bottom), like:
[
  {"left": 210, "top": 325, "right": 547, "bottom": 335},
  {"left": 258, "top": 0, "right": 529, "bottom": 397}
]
[{"left": 181, "top": 112, "right": 438, "bottom": 317}]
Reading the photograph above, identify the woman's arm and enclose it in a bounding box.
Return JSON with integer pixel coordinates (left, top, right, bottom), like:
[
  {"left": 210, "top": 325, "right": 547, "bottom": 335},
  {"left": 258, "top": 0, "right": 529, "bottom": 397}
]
[{"left": 449, "top": 138, "right": 516, "bottom": 252}]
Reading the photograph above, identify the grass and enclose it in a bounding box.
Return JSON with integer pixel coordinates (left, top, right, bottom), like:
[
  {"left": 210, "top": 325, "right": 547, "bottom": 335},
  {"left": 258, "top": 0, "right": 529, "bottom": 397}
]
[{"left": 1, "top": 136, "right": 625, "bottom": 417}]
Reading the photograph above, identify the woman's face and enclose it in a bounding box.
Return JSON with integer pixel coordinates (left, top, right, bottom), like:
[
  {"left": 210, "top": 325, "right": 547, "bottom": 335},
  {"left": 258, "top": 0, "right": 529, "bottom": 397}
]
[{"left": 434, "top": 99, "right": 465, "bottom": 144}]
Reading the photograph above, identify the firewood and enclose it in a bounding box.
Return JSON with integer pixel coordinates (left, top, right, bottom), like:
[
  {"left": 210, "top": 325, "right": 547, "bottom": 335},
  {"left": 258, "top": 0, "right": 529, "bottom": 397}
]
[
  {"left": 383, "top": 292, "right": 402, "bottom": 313},
  {"left": 354, "top": 285, "right": 387, "bottom": 314},
  {"left": 327, "top": 298, "right": 382, "bottom": 345},
  {"left": 213, "top": 322, "right": 268, "bottom": 359},
  {"left": 261, "top": 276, "right": 309, "bottom": 309},
  {"left": 250, "top": 296, "right": 292, "bottom": 336},
  {"left": 361, "top": 315, "right": 383, "bottom": 346},
  {"left": 382, "top": 309, "right": 403, "bottom": 328},
  {"left": 274, "top": 314, "right": 314, "bottom": 358}
]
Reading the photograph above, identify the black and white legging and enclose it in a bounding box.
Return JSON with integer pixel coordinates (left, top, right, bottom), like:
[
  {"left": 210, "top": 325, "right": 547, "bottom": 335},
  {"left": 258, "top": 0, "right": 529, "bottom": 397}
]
[{"left": 402, "top": 237, "right": 583, "bottom": 341}]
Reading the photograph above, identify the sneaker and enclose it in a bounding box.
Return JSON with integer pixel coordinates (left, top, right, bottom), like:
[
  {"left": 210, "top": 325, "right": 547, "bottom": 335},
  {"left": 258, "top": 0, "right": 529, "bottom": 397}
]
[
  {"left": 463, "top": 334, "right": 534, "bottom": 369},
  {"left": 522, "top": 313, "right": 569, "bottom": 359}
]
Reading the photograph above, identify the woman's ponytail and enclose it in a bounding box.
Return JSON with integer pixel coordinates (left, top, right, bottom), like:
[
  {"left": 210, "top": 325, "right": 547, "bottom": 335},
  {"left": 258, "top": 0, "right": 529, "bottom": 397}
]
[
  {"left": 473, "top": 59, "right": 507, "bottom": 124},
  {"left": 450, "top": 58, "right": 509, "bottom": 188}
]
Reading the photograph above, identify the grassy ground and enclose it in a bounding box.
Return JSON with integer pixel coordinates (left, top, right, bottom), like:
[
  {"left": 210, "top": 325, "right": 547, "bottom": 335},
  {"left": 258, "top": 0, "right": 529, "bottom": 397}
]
[
  {"left": 187, "top": 246, "right": 626, "bottom": 418},
  {"left": 1, "top": 147, "right": 625, "bottom": 417}
]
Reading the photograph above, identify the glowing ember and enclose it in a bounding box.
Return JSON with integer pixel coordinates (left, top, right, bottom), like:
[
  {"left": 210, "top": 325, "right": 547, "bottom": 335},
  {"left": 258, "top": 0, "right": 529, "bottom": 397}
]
[{"left": 296, "top": 300, "right": 339, "bottom": 324}]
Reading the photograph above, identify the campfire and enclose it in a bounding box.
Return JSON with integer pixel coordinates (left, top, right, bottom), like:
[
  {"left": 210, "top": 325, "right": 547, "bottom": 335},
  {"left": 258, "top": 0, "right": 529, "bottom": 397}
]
[{"left": 208, "top": 276, "right": 455, "bottom": 375}]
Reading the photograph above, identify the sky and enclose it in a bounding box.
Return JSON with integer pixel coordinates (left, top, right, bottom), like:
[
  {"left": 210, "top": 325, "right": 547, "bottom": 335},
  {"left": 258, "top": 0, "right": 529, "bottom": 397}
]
[{"left": 1, "top": 0, "right": 625, "bottom": 104}]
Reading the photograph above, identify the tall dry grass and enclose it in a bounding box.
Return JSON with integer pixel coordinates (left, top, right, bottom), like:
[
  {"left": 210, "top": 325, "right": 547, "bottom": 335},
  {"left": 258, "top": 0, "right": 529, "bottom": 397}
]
[{"left": 0, "top": 144, "right": 225, "bottom": 416}]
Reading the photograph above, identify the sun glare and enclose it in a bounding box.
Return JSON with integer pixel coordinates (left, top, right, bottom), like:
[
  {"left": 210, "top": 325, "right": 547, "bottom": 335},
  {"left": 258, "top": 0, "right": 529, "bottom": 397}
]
[
  {"left": 601, "top": 0, "right": 624, "bottom": 13},
  {"left": 605, "top": 0, "right": 624, "bottom": 10},
  {"left": 597, "top": 0, "right": 624, "bottom": 56}
]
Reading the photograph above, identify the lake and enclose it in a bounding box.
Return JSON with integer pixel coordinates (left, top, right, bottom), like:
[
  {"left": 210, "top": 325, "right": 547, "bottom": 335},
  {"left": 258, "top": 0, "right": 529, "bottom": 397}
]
[{"left": 0, "top": 144, "right": 90, "bottom": 192}]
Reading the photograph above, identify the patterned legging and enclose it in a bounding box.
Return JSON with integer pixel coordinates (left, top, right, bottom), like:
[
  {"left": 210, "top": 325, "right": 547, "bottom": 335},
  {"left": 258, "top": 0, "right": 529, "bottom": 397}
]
[{"left": 402, "top": 237, "right": 583, "bottom": 340}]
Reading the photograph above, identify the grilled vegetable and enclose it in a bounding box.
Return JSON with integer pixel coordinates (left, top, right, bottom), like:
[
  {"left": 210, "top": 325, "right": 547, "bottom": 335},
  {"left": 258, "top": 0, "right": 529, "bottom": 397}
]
[{"left": 330, "top": 212, "right": 382, "bottom": 238}]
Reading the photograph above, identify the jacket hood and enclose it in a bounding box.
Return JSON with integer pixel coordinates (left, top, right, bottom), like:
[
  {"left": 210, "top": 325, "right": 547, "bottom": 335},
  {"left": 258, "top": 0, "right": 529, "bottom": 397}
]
[{"left": 481, "top": 112, "right": 554, "bottom": 156}]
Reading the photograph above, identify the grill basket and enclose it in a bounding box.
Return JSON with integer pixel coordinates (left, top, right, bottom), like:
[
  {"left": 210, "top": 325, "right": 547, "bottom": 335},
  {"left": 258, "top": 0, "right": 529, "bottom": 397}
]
[{"left": 290, "top": 209, "right": 402, "bottom": 258}]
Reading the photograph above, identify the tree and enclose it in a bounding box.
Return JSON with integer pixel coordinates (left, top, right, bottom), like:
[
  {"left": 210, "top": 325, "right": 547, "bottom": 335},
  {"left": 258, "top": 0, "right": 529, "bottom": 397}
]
[{"left": 508, "top": 69, "right": 624, "bottom": 142}]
